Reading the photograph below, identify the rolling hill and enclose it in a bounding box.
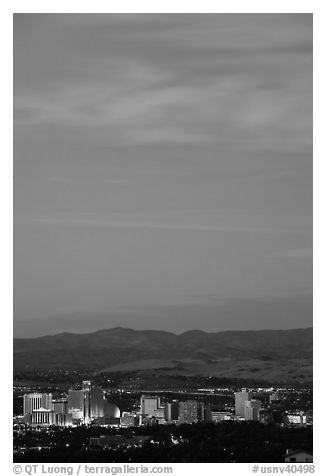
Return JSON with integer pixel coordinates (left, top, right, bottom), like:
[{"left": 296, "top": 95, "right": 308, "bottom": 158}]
[{"left": 13, "top": 327, "right": 312, "bottom": 381}]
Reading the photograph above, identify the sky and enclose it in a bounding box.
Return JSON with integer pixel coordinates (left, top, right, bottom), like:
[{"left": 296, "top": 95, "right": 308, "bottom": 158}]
[{"left": 13, "top": 13, "right": 312, "bottom": 337}]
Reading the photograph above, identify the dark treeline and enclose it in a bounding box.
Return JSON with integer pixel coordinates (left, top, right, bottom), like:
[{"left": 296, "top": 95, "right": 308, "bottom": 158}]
[{"left": 14, "top": 421, "right": 312, "bottom": 463}]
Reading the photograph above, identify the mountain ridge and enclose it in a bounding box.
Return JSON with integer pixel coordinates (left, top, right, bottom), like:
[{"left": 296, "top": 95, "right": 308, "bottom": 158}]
[
  {"left": 14, "top": 325, "right": 312, "bottom": 340},
  {"left": 13, "top": 327, "right": 312, "bottom": 375}
]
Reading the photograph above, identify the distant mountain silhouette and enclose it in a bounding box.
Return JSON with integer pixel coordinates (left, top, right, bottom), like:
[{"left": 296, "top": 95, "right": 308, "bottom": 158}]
[{"left": 13, "top": 327, "right": 312, "bottom": 374}]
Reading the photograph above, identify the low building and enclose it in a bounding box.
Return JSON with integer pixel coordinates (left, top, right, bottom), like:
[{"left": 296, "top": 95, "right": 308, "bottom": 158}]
[
  {"left": 211, "top": 411, "right": 233, "bottom": 422},
  {"left": 283, "top": 449, "right": 313, "bottom": 463},
  {"left": 120, "top": 412, "right": 141, "bottom": 427},
  {"left": 286, "top": 412, "right": 309, "bottom": 425}
]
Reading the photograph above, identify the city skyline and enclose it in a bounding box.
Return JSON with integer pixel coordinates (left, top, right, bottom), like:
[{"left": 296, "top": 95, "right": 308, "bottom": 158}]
[{"left": 14, "top": 14, "right": 312, "bottom": 335}]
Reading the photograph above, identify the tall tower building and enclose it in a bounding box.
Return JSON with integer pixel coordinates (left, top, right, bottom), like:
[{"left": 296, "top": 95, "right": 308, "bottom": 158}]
[
  {"left": 67, "top": 389, "right": 83, "bottom": 420},
  {"left": 171, "top": 400, "right": 179, "bottom": 421},
  {"left": 82, "top": 380, "right": 92, "bottom": 424},
  {"left": 234, "top": 389, "right": 252, "bottom": 417},
  {"left": 164, "top": 403, "right": 172, "bottom": 422},
  {"left": 90, "top": 387, "right": 105, "bottom": 418}
]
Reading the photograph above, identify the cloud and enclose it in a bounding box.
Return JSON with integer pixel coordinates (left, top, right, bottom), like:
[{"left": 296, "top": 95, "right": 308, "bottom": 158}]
[
  {"left": 14, "top": 14, "right": 311, "bottom": 149},
  {"left": 14, "top": 72, "right": 311, "bottom": 150},
  {"left": 14, "top": 214, "right": 311, "bottom": 235}
]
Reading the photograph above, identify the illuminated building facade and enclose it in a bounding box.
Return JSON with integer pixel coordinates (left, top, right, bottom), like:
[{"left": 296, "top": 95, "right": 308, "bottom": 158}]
[
  {"left": 68, "top": 383, "right": 120, "bottom": 423},
  {"left": 235, "top": 389, "right": 252, "bottom": 417},
  {"left": 23, "top": 393, "right": 53, "bottom": 415},
  {"left": 67, "top": 389, "right": 83, "bottom": 420},
  {"left": 30, "top": 408, "right": 53, "bottom": 426},
  {"left": 244, "top": 399, "right": 262, "bottom": 421},
  {"left": 120, "top": 412, "right": 140, "bottom": 427},
  {"left": 52, "top": 398, "right": 68, "bottom": 415},
  {"left": 82, "top": 380, "right": 92, "bottom": 424},
  {"left": 104, "top": 400, "right": 121, "bottom": 419},
  {"left": 178, "top": 400, "right": 198, "bottom": 424},
  {"left": 140, "top": 395, "right": 161, "bottom": 417},
  {"left": 90, "top": 386, "right": 105, "bottom": 418},
  {"left": 164, "top": 403, "right": 172, "bottom": 422}
]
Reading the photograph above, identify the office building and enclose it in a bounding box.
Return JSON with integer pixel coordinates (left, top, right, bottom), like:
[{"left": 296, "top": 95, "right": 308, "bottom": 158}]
[
  {"left": 196, "top": 403, "right": 211, "bottom": 422},
  {"left": 194, "top": 404, "right": 212, "bottom": 422},
  {"left": 171, "top": 400, "right": 179, "bottom": 421},
  {"left": 235, "top": 389, "right": 252, "bottom": 417},
  {"left": 140, "top": 395, "right": 161, "bottom": 417},
  {"left": 164, "top": 403, "right": 172, "bottom": 422},
  {"left": 164, "top": 400, "right": 180, "bottom": 422},
  {"left": 244, "top": 399, "right": 262, "bottom": 421},
  {"left": 178, "top": 400, "right": 198, "bottom": 424}
]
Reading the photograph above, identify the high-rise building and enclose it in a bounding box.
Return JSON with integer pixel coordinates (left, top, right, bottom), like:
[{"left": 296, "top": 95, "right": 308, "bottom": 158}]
[
  {"left": 30, "top": 408, "right": 53, "bottom": 426},
  {"left": 244, "top": 399, "right": 262, "bottom": 421},
  {"left": 201, "top": 405, "right": 212, "bottom": 422},
  {"left": 178, "top": 400, "right": 198, "bottom": 424},
  {"left": 90, "top": 387, "right": 105, "bottom": 419},
  {"left": 23, "top": 393, "right": 73, "bottom": 427},
  {"left": 197, "top": 403, "right": 212, "bottom": 422},
  {"left": 164, "top": 403, "right": 172, "bottom": 422},
  {"left": 67, "top": 389, "right": 83, "bottom": 420},
  {"left": 23, "top": 393, "right": 53, "bottom": 415},
  {"left": 52, "top": 412, "right": 73, "bottom": 426},
  {"left": 171, "top": 400, "right": 179, "bottom": 421},
  {"left": 68, "top": 383, "right": 118, "bottom": 423},
  {"left": 140, "top": 395, "right": 161, "bottom": 417},
  {"left": 234, "top": 389, "right": 252, "bottom": 417},
  {"left": 103, "top": 400, "right": 121, "bottom": 419},
  {"left": 52, "top": 398, "right": 68, "bottom": 415},
  {"left": 82, "top": 380, "right": 92, "bottom": 424}
]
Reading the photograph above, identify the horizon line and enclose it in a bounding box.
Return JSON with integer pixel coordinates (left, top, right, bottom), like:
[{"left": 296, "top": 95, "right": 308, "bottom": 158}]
[{"left": 13, "top": 325, "right": 313, "bottom": 340}]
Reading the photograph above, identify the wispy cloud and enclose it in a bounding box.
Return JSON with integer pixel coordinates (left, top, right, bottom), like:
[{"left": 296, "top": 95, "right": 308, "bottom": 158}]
[
  {"left": 14, "top": 214, "right": 311, "bottom": 235},
  {"left": 14, "top": 15, "right": 311, "bottom": 149}
]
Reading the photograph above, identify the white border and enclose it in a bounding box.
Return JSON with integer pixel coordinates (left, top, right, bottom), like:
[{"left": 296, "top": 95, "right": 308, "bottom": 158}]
[{"left": 3, "top": 3, "right": 324, "bottom": 475}]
